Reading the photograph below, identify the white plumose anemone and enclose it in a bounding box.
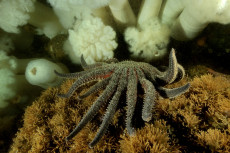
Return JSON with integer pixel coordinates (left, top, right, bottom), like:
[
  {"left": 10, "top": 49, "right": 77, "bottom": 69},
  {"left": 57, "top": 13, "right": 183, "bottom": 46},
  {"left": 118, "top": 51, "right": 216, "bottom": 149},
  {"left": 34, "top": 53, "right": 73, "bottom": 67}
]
[
  {"left": 125, "top": 18, "right": 170, "bottom": 62},
  {"left": 65, "top": 16, "right": 117, "bottom": 64}
]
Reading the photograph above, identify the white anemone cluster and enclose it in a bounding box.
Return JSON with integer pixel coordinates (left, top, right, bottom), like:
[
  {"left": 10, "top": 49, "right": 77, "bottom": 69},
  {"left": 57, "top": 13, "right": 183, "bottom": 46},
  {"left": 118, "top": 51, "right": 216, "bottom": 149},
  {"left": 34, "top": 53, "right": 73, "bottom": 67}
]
[
  {"left": 124, "top": 0, "right": 169, "bottom": 62},
  {"left": 0, "top": 0, "right": 64, "bottom": 38},
  {"left": 0, "top": 0, "right": 35, "bottom": 33},
  {"left": 0, "top": 50, "right": 68, "bottom": 108},
  {"left": 162, "top": 0, "right": 230, "bottom": 40},
  {"left": 0, "top": 50, "right": 31, "bottom": 108}
]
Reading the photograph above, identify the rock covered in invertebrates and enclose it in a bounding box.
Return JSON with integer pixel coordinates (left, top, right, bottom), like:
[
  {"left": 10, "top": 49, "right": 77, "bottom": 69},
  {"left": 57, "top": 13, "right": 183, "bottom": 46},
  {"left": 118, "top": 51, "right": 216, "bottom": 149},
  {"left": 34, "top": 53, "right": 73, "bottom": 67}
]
[
  {"left": 9, "top": 80, "right": 122, "bottom": 153},
  {"left": 119, "top": 120, "right": 180, "bottom": 153},
  {"left": 9, "top": 74, "right": 230, "bottom": 152},
  {"left": 156, "top": 74, "right": 230, "bottom": 152}
]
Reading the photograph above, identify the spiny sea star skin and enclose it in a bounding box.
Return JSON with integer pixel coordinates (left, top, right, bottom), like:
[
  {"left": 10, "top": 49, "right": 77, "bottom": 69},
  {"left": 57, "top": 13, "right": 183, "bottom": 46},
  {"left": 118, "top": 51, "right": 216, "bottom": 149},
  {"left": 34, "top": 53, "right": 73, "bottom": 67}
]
[{"left": 55, "top": 48, "right": 190, "bottom": 148}]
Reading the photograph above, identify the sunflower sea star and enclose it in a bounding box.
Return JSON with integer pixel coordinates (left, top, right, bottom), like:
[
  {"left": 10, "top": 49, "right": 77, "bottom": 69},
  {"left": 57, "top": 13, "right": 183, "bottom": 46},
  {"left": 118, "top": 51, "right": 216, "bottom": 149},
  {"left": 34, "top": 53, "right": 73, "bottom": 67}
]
[{"left": 55, "top": 48, "right": 190, "bottom": 148}]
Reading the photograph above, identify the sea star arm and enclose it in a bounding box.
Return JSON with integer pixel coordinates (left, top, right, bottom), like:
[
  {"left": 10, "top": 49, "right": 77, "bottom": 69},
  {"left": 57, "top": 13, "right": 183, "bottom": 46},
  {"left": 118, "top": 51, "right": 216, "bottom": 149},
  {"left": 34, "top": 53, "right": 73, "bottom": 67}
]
[
  {"left": 126, "top": 68, "right": 138, "bottom": 135},
  {"left": 157, "top": 83, "right": 190, "bottom": 98},
  {"left": 141, "top": 67, "right": 158, "bottom": 82},
  {"left": 81, "top": 55, "right": 106, "bottom": 70},
  {"left": 105, "top": 58, "right": 119, "bottom": 63},
  {"left": 139, "top": 77, "right": 156, "bottom": 122},
  {"left": 141, "top": 63, "right": 163, "bottom": 82},
  {"left": 172, "top": 64, "right": 185, "bottom": 83},
  {"left": 89, "top": 68, "right": 128, "bottom": 148},
  {"left": 158, "top": 48, "right": 178, "bottom": 84},
  {"left": 58, "top": 68, "right": 114, "bottom": 98},
  {"left": 54, "top": 70, "right": 89, "bottom": 78},
  {"left": 78, "top": 77, "right": 111, "bottom": 99},
  {"left": 136, "top": 69, "right": 156, "bottom": 122},
  {"left": 65, "top": 70, "right": 120, "bottom": 141}
]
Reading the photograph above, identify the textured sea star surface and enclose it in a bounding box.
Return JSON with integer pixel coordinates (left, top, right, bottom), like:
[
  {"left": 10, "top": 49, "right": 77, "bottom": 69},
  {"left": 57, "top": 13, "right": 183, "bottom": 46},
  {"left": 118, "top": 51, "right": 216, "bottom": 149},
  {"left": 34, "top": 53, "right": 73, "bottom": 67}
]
[{"left": 55, "top": 48, "right": 190, "bottom": 148}]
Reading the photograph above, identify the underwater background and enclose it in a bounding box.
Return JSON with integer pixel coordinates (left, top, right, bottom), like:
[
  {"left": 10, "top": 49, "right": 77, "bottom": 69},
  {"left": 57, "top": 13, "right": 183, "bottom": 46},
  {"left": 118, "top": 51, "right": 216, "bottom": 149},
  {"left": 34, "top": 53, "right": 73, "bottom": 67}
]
[{"left": 0, "top": 0, "right": 230, "bottom": 152}]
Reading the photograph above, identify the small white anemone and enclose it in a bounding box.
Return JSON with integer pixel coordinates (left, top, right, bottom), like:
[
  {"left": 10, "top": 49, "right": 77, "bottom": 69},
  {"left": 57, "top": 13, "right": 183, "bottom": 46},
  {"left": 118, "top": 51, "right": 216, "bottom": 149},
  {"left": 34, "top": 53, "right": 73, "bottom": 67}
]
[
  {"left": 125, "top": 18, "right": 170, "bottom": 62},
  {"left": 65, "top": 16, "right": 117, "bottom": 64},
  {"left": 25, "top": 59, "right": 68, "bottom": 89}
]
